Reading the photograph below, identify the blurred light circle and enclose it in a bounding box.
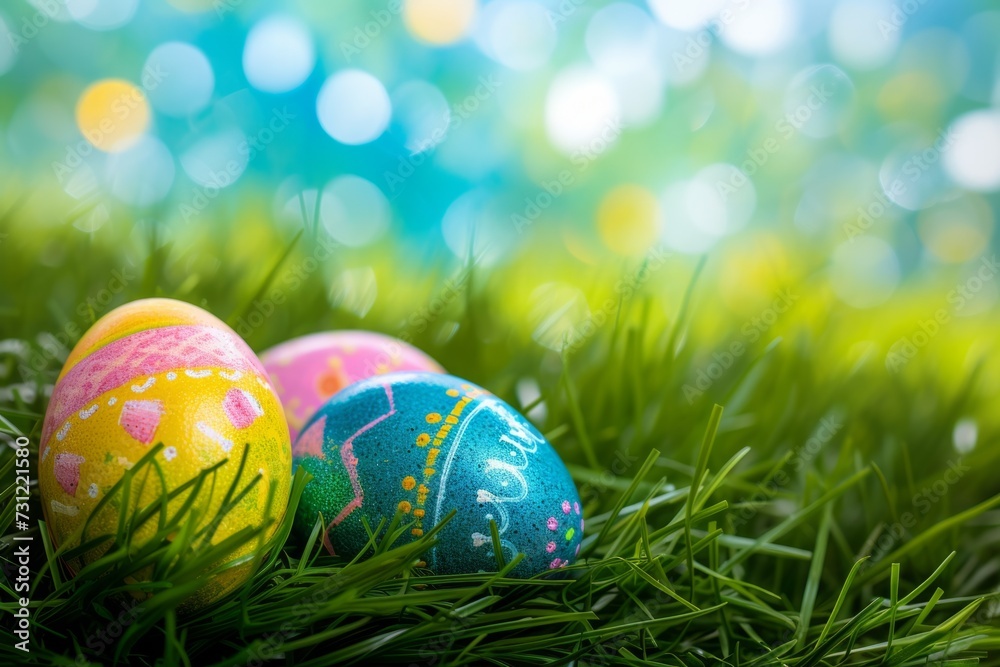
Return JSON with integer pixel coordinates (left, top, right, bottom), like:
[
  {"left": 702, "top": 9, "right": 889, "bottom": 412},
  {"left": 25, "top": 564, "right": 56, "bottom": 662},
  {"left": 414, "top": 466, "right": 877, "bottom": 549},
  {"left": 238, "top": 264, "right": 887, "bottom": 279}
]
[
  {"left": 243, "top": 16, "right": 315, "bottom": 94},
  {"left": 529, "top": 282, "right": 591, "bottom": 352},
  {"left": 661, "top": 180, "right": 715, "bottom": 254},
  {"left": 105, "top": 135, "right": 175, "bottom": 206},
  {"left": 879, "top": 135, "right": 955, "bottom": 211},
  {"left": 597, "top": 184, "right": 659, "bottom": 256},
  {"left": 76, "top": 79, "right": 150, "bottom": 153},
  {"left": 696, "top": 163, "right": 757, "bottom": 232},
  {"left": 441, "top": 189, "right": 514, "bottom": 264},
  {"left": 544, "top": 66, "right": 621, "bottom": 155},
  {"left": 717, "top": 233, "right": 793, "bottom": 310},
  {"left": 404, "top": 0, "right": 476, "bottom": 45},
  {"left": 917, "top": 195, "right": 993, "bottom": 263},
  {"left": 144, "top": 42, "right": 214, "bottom": 117},
  {"left": 661, "top": 164, "right": 756, "bottom": 254},
  {"left": 586, "top": 4, "right": 658, "bottom": 75},
  {"left": 829, "top": 237, "right": 900, "bottom": 309},
  {"left": 0, "top": 15, "right": 16, "bottom": 76},
  {"left": 829, "top": 0, "right": 899, "bottom": 70},
  {"left": 479, "top": 0, "right": 555, "bottom": 71},
  {"left": 67, "top": 0, "right": 137, "bottom": 30},
  {"left": 953, "top": 418, "right": 978, "bottom": 454},
  {"left": 180, "top": 128, "right": 249, "bottom": 189},
  {"left": 611, "top": 68, "right": 665, "bottom": 127},
  {"left": 646, "top": 0, "right": 724, "bottom": 30},
  {"left": 317, "top": 70, "right": 391, "bottom": 145},
  {"left": 321, "top": 175, "right": 391, "bottom": 247},
  {"left": 718, "top": 0, "right": 797, "bottom": 56},
  {"left": 783, "top": 64, "right": 855, "bottom": 139},
  {"left": 660, "top": 28, "right": 711, "bottom": 86},
  {"left": 391, "top": 80, "right": 450, "bottom": 153},
  {"left": 943, "top": 110, "right": 1000, "bottom": 192}
]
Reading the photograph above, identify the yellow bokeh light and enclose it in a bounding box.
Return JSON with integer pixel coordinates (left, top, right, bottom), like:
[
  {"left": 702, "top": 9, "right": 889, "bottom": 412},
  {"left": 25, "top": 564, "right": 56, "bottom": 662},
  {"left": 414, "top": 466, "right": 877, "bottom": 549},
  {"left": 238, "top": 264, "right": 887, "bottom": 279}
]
[
  {"left": 75, "top": 79, "right": 150, "bottom": 153},
  {"left": 917, "top": 195, "right": 993, "bottom": 263},
  {"left": 718, "top": 233, "right": 794, "bottom": 313},
  {"left": 596, "top": 184, "right": 660, "bottom": 256},
  {"left": 404, "top": 0, "right": 477, "bottom": 45},
  {"left": 876, "top": 71, "right": 944, "bottom": 122}
]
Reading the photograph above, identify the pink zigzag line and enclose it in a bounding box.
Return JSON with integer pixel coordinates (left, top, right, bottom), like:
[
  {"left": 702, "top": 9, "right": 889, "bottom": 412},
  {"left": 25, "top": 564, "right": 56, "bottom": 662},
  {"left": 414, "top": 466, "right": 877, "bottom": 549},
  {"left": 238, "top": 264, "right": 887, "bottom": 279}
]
[{"left": 323, "top": 384, "right": 396, "bottom": 556}]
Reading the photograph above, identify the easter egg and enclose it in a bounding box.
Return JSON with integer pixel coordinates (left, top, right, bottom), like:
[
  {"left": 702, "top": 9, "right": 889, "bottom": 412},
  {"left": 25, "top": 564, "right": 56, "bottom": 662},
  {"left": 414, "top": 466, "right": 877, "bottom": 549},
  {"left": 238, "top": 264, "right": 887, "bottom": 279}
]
[
  {"left": 261, "top": 331, "right": 444, "bottom": 442},
  {"left": 293, "top": 372, "right": 583, "bottom": 576},
  {"left": 39, "top": 298, "right": 292, "bottom": 607}
]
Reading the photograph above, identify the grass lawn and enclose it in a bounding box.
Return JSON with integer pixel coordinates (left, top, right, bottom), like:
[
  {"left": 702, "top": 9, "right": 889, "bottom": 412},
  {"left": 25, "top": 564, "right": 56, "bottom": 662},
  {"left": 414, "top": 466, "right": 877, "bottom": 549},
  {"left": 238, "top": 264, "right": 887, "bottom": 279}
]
[{"left": 1, "top": 217, "right": 999, "bottom": 666}]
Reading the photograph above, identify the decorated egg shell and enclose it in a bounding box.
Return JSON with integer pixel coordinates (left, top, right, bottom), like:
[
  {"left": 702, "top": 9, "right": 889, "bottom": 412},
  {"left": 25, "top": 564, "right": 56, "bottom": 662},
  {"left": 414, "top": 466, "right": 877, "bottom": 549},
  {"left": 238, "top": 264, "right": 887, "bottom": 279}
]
[
  {"left": 39, "top": 298, "right": 292, "bottom": 607},
  {"left": 293, "top": 372, "right": 583, "bottom": 576},
  {"left": 261, "top": 331, "right": 444, "bottom": 442}
]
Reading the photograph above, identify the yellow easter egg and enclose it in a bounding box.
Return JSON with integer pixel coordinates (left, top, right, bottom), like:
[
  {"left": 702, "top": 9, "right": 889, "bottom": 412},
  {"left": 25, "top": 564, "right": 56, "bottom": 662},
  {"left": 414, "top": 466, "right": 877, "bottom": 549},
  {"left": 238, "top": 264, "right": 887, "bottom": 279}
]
[{"left": 39, "top": 299, "right": 292, "bottom": 608}]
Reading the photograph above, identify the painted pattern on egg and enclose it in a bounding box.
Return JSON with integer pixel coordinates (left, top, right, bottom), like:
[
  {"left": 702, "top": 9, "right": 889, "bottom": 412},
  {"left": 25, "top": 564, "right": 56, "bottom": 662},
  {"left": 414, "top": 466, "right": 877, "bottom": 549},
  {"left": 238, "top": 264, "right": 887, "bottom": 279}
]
[
  {"left": 38, "top": 298, "right": 292, "bottom": 608},
  {"left": 261, "top": 331, "right": 444, "bottom": 442},
  {"left": 293, "top": 372, "right": 583, "bottom": 576}
]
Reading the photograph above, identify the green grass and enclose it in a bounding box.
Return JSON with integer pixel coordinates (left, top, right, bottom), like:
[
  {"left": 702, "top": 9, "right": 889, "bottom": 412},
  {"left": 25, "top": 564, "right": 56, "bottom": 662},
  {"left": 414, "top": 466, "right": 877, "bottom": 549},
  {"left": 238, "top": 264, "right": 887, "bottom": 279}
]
[{"left": 1, "top": 217, "right": 1000, "bottom": 666}]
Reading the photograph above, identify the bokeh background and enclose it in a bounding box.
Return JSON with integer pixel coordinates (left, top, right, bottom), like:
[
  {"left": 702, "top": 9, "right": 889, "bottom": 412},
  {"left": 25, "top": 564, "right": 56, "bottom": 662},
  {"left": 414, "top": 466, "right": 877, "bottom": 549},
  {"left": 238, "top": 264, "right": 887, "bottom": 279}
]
[
  {"left": 3, "top": 3, "right": 1000, "bottom": 662},
  {"left": 1, "top": 0, "right": 999, "bottom": 428}
]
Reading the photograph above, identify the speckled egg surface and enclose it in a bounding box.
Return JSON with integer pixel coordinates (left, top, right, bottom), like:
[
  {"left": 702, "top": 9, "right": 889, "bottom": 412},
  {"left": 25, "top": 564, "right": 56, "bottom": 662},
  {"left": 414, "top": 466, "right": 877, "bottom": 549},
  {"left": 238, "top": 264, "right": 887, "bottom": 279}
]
[
  {"left": 261, "top": 331, "right": 444, "bottom": 442},
  {"left": 293, "top": 372, "right": 583, "bottom": 576},
  {"left": 39, "top": 298, "right": 292, "bottom": 606}
]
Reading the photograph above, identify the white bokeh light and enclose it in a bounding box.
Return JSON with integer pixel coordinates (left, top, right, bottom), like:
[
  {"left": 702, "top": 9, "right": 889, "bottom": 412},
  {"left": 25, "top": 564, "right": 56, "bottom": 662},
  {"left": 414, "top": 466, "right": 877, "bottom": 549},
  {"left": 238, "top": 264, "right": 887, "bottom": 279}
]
[
  {"left": 943, "top": 110, "right": 1000, "bottom": 192},
  {"left": 586, "top": 4, "right": 659, "bottom": 75},
  {"left": 317, "top": 70, "right": 392, "bottom": 145},
  {"left": 106, "top": 135, "right": 175, "bottom": 206},
  {"left": 145, "top": 42, "right": 214, "bottom": 117},
  {"left": 321, "top": 175, "right": 391, "bottom": 247},
  {"left": 476, "top": 0, "right": 556, "bottom": 71},
  {"left": 719, "top": 0, "right": 798, "bottom": 56},
  {"left": 660, "top": 28, "right": 712, "bottom": 85},
  {"left": 180, "top": 128, "right": 249, "bottom": 189},
  {"left": 953, "top": 418, "right": 978, "bottom": 454},
  {"left": 544, "top": 66, "right": 621, "bottom": 155},
  {"left": 441, "top": 189, "right": 515, "bottom": 264},
  {"left": 661, "top": 164, "right": 757, "bottom": 254},
  {"left": 646, "top": 0, "right": 724, "bottom": 31},
  {"left": 829, "top": 0, "right": 899, "bottom": 70},
  {"left": 611, "top": 68, "right": 665, "bottom": 127},
  {"left": 66, "top": 0, "right": 137, "bottom": 30},
  {"left": 879, "top": 138, "right": 954, "bottom": 211},
  {"left": 829, "top": 237, "right": 901, "bottom": 309},
  {"left": 243, "top": 16, "right": 316, "bottom": 93},
  {"left": 391, "top": 80, "right": 451, "bottom": 154},
  {"left": 784, "top": 64, "right": 855, "bottom": 138}
]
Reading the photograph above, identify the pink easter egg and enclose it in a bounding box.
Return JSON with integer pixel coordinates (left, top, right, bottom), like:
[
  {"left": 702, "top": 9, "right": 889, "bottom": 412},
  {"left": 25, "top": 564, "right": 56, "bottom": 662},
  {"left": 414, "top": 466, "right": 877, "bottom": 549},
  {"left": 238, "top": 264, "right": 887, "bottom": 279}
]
[{"left": 260, "top": 331, "right": 444, "bottom": 441}]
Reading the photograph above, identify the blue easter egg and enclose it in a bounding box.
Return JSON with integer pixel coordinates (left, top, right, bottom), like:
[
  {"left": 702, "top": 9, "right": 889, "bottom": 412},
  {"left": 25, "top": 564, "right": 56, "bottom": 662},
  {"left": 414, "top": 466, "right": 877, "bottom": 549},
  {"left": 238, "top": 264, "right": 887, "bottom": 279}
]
[{"left": 292, "top": 372, "right": 583, "bottom": 576}]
